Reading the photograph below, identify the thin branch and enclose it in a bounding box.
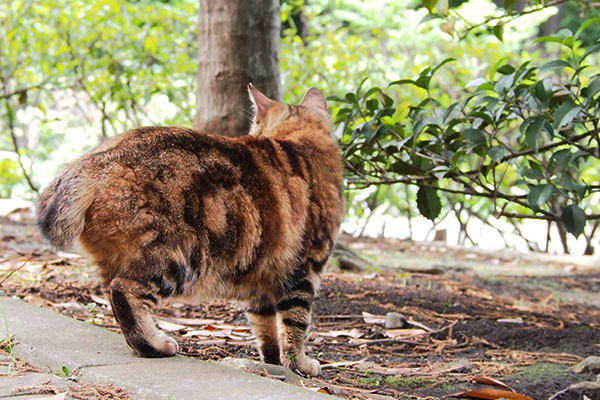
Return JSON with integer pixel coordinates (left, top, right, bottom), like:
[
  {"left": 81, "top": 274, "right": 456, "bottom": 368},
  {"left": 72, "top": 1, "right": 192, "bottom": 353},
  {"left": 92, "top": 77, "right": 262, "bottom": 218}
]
[
  {"left": 1, "top": 90, "right": 39, "bottom": 194},
  {"left": 456, "top": 0, "right": 569, "bottom": 40}
]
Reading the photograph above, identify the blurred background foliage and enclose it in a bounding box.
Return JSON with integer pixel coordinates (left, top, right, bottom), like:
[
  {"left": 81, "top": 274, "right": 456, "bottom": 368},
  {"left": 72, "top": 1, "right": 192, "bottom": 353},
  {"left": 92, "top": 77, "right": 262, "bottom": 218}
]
[{"left": 1, "top": 0, "right": 599, "bottom": 254}]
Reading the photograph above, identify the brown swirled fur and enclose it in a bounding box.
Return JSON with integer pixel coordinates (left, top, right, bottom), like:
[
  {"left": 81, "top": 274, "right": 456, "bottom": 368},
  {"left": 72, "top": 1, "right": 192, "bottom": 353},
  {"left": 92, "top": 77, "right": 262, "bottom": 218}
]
[{"left": 36, "top": 86, "right": 344, "bottom": 376}]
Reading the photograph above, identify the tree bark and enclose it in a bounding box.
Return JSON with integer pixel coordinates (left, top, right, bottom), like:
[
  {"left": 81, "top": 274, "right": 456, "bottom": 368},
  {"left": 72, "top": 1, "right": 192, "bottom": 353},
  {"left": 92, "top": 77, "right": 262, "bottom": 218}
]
[
  {"left": 539, "top": 2, "right": 566, "bottom": 37},
  {"left": 194, "top": 0, "right": 282, "bottom": 137}
]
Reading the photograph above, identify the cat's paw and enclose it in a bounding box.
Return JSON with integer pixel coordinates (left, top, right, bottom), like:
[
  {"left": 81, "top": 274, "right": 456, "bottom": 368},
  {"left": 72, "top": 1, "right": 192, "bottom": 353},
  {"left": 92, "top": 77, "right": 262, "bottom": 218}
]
[
  {"left": 154, "top": 332, "right": 179, "bottom": 356},
  {"left": 136, "top": 331, "right": 178, "bottom": 358},
  {"left": 289, "top": 356, "right": 321, "bottom": 377}
]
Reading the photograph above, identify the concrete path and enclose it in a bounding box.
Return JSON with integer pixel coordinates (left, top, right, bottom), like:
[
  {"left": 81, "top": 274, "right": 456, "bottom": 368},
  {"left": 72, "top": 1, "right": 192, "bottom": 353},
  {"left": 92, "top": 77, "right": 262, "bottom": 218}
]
[{"left": 0, "top": 296, "right": 335, "bottom": 400}]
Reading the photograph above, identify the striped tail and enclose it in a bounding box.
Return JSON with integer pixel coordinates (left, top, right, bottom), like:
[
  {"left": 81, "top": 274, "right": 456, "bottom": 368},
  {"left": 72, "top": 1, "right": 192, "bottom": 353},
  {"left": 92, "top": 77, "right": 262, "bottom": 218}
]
[{"left": 37, "top": 167, "right": 94, "bottom": 250}]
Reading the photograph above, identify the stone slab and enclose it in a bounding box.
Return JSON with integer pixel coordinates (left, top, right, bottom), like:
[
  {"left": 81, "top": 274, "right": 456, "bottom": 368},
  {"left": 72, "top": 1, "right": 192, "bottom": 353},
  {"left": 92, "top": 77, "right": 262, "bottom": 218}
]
[
  {"left": 0, "top": 297, "right": 336, "bottom": 400},
  {"left": 0, "top": 296, "right": 134, "bottom": 373},
  {"left": 79, "top": 358, "right": 328, "bottom": 400},
  {"left": 0, "top": 372, "right": 69, "bottom": 397}
]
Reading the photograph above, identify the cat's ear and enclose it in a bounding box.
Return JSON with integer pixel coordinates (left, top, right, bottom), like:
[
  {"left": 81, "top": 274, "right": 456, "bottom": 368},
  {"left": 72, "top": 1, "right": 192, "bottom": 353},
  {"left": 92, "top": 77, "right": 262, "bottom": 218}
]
[
  {"left": 248, "top": 84, "right": 276, "bottom": 124},
  {"left": 300, "top": 88, "right": 328, "bottom": 111}
]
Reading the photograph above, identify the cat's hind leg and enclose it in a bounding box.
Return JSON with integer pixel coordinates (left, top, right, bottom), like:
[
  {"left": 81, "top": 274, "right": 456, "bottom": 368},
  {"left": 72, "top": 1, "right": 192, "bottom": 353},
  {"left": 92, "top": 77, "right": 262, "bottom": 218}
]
[
  {"left": 276, "top": 270, "right": 320, "bottom": 376},
  {"left": 246, "top": 303, "right": 281, "bottom": 365},
  {"left": 108, "top": 277, "right": 178, "bottom": 357}
]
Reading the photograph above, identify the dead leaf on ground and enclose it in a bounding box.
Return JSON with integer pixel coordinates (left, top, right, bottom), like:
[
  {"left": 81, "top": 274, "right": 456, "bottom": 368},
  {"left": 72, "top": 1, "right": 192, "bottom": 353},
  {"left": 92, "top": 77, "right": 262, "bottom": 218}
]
[
  {"left": 165, "top": 317, "right": 225, "bottom": 326},
  {"left": 90, "top": 294, "right": 109, "bottom": 306},
  {"left": 320, "top": 328, "right": 364, "bottom": 339},
  {"left": 317, "top": 386, "right": 334, "bottom": 395},
  {"left": 156, "top": 319, "right": 188, "bottom": 332},
  {"left": 362, "top": 311, "right": 385, "bottom": 324},
  {"left": 320, "top": 358, "right": 368, "bottom": 370},
  {"left": 471, "top": 376, "right": 514, "bottom": 391},
  {"left": 406, "top": 319, "right": 435, "bottom": 332},
  {"left": 446, "top": 388, "right": 532, "bottom": 400},
  {"left": 384, "top": 328, "right": 427, "bottom": 339}
]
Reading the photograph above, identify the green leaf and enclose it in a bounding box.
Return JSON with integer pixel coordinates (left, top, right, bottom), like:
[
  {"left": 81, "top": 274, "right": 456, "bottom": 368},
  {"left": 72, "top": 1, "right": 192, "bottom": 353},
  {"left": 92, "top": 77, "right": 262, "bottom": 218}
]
[
  {"left": 416, "top": 185, "right": 442, "bottom": 221},
  {"left": 493, "top": 24, "right": 504, "bottom": 42},
  {"left": 524, "top": 117, "right": 544, "bottom": 152},
  {"left": 363, "top": 87, "right": 382, "bottom": 98},
  {"left": 503, "top": 0, "right": 517, "bottom": 9},
  {"left": 539, "top": 60, "right": 574, "bottom": 74},
  {"left": 561, "top": 204, "right": 586, "bottom": 238},
  {"left": 549, "top": 148, "right": 572, "bottom": 171},
  {"left": 554, "top": 100, "right": 581, "bottom": 130},
  {"left": 381, "top": 92, "right": 394, "bottom": 107},
  {"left": 523, "top": 167, "right": 544, "bottom": 180},
  {"left": 326, "top": 95, "right": 347, "bottom": 103},
  {"left": 345, "top": 92, "right": 358, "bottom": 103},
  {"left": 388, "top": 79, "right": 414, "bottom": 87},
  {"left": 556, "top": 29, "right": 573, "bottom": 39},
  {"left": 533, "top": 79, "right": 553, "bottom": 106},
  {"left": 461, "top": 128, "right": 486, "bottom": 146},
  {"left": 576, "top": 17, "right": 600, "bottom": 38},
  {"left": 422, "top": 0, "right": 437, "bottom": 13},
  {"left": 534, "top": 36, "right": 563, "bottom": 44},
  {"left": 465, "top": 77, "right": 487, "bottom": 89},
  {"left": 488, "top": 146, "right": 505, "bottom": 162},
  {"left": 366, "top": 98, "right": 379, "bottom": 111},
  {"left": 419, "top": 13, "right": 442, "bottom": 25},
  {"left": 489, "top": 57, "right": 508, "bottom": 81},
  {"left": 586, "top": 76, "right": 600, "bottom": 99},
  {"left": 528, "top": 184, "right": 553, "bottom": 211},
  {"left": 415, "top": 75, "right": 431, "bottom": 90},
  {"left": 580, "top": 43, "right": 600, "bottom": 65},
  {"left": 496, "top": 64, "right": 515, "bottom": 75},
  {"left": 562, "top": 36, "right": 576, "bottom": 49},
  {"left": 431, "top": 57, "right": 455, "bottom": 75}
]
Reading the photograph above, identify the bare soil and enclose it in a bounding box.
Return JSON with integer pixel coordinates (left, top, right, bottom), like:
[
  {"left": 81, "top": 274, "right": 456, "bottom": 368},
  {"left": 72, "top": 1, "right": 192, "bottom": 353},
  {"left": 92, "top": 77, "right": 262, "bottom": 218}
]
[{"left": 1, "top": 215, "right": 599, "bottom": 400}]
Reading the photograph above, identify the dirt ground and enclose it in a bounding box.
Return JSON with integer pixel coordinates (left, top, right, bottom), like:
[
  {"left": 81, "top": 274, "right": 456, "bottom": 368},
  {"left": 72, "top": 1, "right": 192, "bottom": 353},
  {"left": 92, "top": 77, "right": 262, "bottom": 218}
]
[{"left": 1, "top": 213, "right": 599, "bottom": 400}]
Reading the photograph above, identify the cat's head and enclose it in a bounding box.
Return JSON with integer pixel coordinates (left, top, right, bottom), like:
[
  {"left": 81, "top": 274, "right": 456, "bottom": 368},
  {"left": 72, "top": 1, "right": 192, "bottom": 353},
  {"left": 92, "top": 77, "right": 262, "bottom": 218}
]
[{"left": 248, "top": 84, "right": 332, "bottom": 137}]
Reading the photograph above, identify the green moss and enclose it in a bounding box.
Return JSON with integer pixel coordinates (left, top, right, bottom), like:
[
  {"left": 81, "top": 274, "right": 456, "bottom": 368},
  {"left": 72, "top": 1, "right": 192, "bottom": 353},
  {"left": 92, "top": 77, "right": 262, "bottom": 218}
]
[
  {"left": 385, "top": 377, "right": 436, "bottom": 389},
  {"left": 513, "top": 363, "right": 570, "bottom": 384},
  {"left": 358, "top": 377, "right": 382, "bottom": 387},
  {"left": 358, "top": 376, "right": 436, "bottom": 389}
]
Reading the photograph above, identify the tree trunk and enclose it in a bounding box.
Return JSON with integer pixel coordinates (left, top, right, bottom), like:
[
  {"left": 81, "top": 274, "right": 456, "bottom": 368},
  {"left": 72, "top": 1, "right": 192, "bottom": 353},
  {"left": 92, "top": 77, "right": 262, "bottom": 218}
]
[
  {"left": 194, "top": 0, "right": 282, "bottom": 137},
  {"left": 539, "top": 2, "right": 566, "bottom": 37}
]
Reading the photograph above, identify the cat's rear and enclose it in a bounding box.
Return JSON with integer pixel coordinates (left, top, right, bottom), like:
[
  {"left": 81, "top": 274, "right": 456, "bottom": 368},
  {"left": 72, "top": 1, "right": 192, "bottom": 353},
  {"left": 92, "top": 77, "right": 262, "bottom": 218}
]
[{"left": 37, "top": 85, "right": 344, "bottom": 376}]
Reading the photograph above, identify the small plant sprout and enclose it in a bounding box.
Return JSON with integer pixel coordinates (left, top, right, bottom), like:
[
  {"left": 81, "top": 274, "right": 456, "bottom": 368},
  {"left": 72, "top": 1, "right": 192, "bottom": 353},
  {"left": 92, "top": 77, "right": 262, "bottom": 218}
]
[
  {"left": 2, "top": 310, "right": 15, "bottom": 373},
  {"left": 56, "top": 365, "right": 77, "bottom": 381},
  {"left": 85, "top": 302, "right": 103, "bottom": 325}
]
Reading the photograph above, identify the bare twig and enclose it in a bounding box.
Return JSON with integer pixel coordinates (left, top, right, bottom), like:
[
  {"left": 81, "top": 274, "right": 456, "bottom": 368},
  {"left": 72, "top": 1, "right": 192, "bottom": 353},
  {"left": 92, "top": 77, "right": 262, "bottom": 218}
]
[{"left": 0, "top": 257, "right": 32, "bottom": 286}]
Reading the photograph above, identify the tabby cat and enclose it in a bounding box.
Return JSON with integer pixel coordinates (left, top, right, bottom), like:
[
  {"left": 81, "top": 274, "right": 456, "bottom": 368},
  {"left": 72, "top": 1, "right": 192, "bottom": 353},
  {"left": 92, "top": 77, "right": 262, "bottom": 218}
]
[{"left": 37, "top": 85, "right": 344, "bottom": 376}]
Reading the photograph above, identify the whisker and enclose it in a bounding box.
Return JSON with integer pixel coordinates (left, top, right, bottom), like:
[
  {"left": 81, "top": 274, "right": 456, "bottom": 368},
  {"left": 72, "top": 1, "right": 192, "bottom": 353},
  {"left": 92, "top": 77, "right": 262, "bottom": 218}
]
[{"left": 237, "top": 107, "right": 256, "bottom": 123}]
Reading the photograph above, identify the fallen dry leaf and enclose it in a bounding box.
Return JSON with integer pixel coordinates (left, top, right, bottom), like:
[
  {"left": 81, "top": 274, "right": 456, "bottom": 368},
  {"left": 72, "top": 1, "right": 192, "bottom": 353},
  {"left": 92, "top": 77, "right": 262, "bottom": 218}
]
[
  {"left": 496, "top": 317, "right": 523, "bottom": 324},
  {"left": 384, "top": 328, "right": 427, "bottom": 339},
  {"left": 90, "top": 293, "right": 109, "bottom": 306},
  {"left": 362, "top": 311, "right": 385, "bottom": 324},
  {"left": 166, "top": 317, "right": 225, "bottom": 326},
  {"left": 407, "top": 319, "right": 435, "bottom": 332},
  {"left": 471, "top": 376, "right": 514, "bottom": 391},
  {"left": 320, "top": 358, "right": 368, "bottom": 370},
  {"left": 156, "top": 319, "right": 188, "bottom": 332},
  {"left": 317, "top": 386, "right": 333, "bottom": 395},
  {"left": 183, "top": 329, "right": 229, "bottom": 338},
  {"left": 320, "top": 328, "right": 363, "bottom": 339},
  {"left": 446, "top": 388, "right": 532, "bottom": 400}
]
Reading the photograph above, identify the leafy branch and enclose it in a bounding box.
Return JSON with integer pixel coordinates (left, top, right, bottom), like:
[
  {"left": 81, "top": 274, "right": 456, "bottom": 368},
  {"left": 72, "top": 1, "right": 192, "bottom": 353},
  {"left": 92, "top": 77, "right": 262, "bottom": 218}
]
[{"left": 334, "top": 24, "right": 600, "bottom": 244}]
